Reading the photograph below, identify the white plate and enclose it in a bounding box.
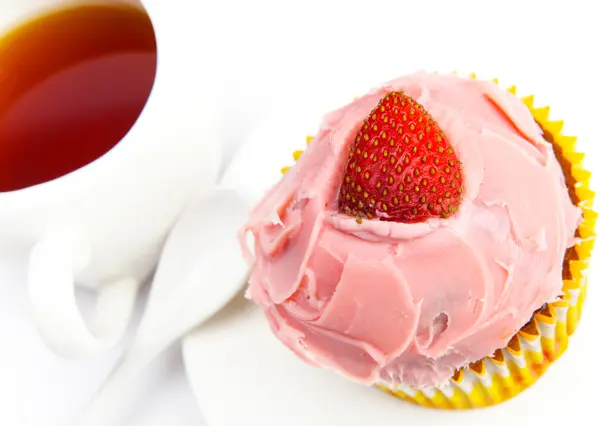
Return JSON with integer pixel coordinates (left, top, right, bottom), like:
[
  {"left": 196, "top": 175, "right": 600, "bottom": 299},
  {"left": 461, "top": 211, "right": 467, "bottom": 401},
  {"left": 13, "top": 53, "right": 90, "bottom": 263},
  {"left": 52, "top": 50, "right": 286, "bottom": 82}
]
[{"left": 182, "top": 73, "right": 599, "bottom": 426}]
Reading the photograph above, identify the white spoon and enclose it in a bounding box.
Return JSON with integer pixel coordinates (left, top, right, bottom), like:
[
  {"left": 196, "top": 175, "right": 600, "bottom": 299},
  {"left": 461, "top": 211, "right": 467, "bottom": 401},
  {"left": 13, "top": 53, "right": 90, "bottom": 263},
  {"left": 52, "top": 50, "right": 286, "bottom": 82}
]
[
  {"left": 75, "top": 186, "right": 255, "bottom": 426},
  {"left": 77, "top": 88, "right": 342, "bottom": 426}
]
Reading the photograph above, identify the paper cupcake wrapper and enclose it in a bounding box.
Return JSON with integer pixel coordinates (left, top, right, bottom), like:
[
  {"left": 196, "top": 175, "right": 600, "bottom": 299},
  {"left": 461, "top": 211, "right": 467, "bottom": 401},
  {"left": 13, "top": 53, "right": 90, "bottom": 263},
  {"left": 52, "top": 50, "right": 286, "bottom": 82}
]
[{"left": 283, "top": 73, "right": 596, "bottom": 409}]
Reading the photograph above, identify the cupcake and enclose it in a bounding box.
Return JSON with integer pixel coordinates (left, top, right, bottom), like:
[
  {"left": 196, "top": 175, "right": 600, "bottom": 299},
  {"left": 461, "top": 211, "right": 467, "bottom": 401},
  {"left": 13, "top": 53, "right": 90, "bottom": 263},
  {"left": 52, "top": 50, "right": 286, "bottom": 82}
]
[{"left": 240, "top": 72, "right": 595, "bottom": 408}]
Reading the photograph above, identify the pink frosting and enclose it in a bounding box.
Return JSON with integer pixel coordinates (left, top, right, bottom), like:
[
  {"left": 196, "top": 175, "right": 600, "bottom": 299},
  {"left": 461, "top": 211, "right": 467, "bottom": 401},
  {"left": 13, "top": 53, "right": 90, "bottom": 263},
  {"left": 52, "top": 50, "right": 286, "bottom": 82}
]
[{"left": 241, "top": 72, "right": 581, "bottom": 388}]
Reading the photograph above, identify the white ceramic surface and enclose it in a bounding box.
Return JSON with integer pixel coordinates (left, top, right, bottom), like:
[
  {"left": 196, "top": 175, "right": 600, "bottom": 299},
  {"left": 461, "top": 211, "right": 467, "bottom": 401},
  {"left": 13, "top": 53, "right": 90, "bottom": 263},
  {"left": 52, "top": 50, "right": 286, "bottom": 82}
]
[
  {"left": 77, "top": 188, "right": 253, "bottom": 426},
  {"left": 0, "top": 0, "right": 221, "bottom": 359},
  {"left": 182, "top": 74, "right": 599, "bottom": 426}
]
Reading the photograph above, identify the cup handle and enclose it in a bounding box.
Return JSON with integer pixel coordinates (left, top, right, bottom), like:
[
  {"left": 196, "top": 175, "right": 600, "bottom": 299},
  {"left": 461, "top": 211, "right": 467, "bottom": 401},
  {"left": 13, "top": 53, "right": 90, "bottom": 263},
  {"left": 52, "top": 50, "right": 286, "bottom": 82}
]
[{"left": 27, "top": 231, "right": 140, "bottom": 359}]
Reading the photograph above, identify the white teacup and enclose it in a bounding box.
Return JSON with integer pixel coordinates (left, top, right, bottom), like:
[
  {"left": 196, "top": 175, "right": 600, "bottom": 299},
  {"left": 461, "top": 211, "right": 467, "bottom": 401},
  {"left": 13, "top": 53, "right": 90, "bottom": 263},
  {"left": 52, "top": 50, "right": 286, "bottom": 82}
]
[{"left": 0, "top": 0, "right": 221, "bottom": 358}]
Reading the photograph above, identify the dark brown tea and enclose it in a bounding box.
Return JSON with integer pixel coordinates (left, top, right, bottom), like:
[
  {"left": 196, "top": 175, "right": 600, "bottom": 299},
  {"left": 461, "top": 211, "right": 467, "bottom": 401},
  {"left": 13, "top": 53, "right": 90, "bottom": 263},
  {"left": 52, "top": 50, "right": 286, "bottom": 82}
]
[{"left": 0, "top": 5, "right": 157, "bottom": 192}]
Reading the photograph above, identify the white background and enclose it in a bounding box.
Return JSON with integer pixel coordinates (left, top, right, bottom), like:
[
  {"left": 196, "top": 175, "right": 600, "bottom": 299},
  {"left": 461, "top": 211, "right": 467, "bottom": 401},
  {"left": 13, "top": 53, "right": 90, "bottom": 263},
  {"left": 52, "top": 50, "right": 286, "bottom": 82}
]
[{"left": 1, "top": 0, "right": 599, "bottom": 425}]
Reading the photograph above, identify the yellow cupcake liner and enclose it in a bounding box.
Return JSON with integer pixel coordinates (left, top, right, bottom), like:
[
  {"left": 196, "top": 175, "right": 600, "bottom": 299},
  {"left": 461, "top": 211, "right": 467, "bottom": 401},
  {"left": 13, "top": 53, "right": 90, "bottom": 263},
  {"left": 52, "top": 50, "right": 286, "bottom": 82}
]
[{"left": 283, "top": 74, "right": 596, "bottom": 409}]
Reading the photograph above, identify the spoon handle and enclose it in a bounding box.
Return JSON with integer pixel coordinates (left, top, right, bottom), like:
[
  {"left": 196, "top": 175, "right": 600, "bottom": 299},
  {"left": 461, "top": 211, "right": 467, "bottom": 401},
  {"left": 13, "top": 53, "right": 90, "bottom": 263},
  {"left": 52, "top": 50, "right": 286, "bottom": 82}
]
[{"left": 74, "top": 353, "right": 148, "bottom": 426}]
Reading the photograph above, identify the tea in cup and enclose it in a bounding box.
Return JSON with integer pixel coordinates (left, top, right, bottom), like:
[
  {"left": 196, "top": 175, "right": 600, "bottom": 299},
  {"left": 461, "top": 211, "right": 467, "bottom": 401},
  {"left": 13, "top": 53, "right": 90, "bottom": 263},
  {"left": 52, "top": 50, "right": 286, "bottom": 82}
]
[{"left": 0, "top": 0, "right": 221, "bottom": 358}]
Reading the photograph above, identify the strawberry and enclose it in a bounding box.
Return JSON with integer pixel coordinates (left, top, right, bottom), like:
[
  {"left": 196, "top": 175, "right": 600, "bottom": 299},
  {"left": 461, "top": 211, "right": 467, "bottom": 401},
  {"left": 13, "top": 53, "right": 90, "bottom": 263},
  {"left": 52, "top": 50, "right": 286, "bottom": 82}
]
[{"left": 338, "top": 91, "right": 463, "bottom": 223}]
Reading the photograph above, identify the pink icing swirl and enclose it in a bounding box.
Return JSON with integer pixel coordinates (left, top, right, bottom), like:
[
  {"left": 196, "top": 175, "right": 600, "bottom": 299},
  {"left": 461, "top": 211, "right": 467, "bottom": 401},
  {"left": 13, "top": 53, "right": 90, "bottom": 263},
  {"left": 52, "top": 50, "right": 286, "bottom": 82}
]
[{"left": 241, "top": 72, "right": 581, "bottom": 388}]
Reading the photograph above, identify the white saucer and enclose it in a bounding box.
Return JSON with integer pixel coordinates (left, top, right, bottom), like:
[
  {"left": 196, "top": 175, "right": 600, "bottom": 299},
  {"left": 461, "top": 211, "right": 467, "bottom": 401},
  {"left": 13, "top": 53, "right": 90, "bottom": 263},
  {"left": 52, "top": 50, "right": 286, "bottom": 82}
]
[
  {"left": 183, "top": 294, "right": 598, "bottom": 426},
  {"left": 182, "top": 79, "right": 599, "bottom": 426}
]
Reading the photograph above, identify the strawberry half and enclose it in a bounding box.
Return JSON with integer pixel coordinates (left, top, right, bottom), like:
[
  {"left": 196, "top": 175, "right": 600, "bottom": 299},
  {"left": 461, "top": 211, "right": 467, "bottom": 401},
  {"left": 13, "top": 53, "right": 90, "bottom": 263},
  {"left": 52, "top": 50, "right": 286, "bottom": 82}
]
[{"left": 338, "top": 91, "right": 463, "bottom": 223}]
